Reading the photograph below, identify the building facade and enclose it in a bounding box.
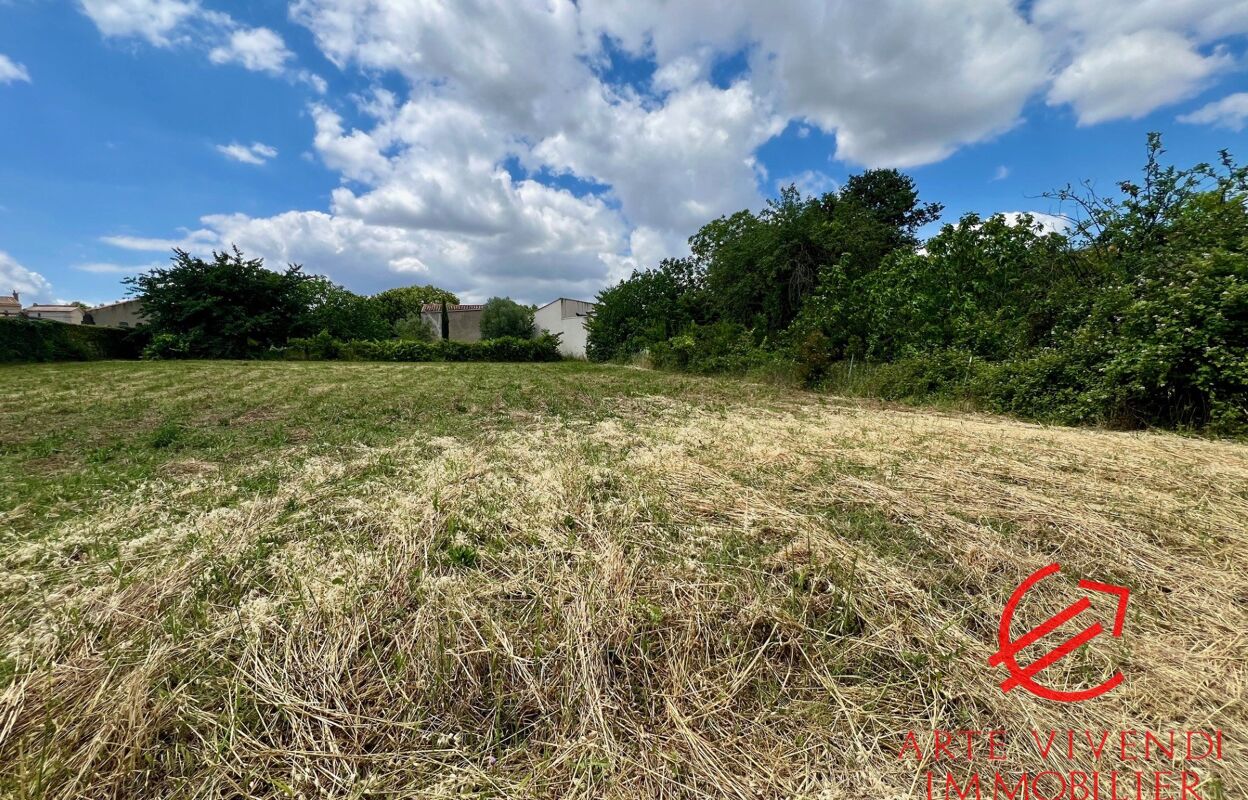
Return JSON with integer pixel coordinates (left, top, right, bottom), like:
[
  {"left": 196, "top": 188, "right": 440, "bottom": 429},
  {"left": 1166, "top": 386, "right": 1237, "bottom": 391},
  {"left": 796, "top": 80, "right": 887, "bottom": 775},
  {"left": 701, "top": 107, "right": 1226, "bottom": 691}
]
[
  {"left": 534, "top": 298, "right": 595, "bottom": 358},
  {"left": 420, "top": 303, "right": 486, "bottom": 343},
  {"left": 88, "top": 298, "right": 147, "bottom": 329},
  {"left": 0, "top": 292, "right": 20, "bottom": 318},
  {"left": 24, "top": 304, "right": 85, "bottom": 324}
]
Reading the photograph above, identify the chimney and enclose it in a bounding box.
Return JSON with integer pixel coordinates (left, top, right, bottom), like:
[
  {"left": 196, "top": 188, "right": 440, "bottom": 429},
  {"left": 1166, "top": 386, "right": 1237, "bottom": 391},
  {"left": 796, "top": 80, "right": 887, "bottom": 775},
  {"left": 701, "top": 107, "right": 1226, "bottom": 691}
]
[{"left": 10, "top": 290, "right": 17, "bottom": 302}]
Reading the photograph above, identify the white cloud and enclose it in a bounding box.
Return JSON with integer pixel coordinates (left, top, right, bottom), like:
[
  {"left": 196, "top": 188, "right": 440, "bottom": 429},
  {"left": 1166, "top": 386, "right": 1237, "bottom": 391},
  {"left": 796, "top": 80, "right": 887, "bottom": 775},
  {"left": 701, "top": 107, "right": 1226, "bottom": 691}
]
[
  {"left": 97, "top": 0, "right": 1248, "bottom": 303},
  {"left": 992, "top": 165, "right": 1010, "bottom": 182},
  {"left": 216, "top": 141, "right": 278, "bottom": 165},
  {"left": 1047, "top": 30, "right": 1231, "bottom": 125},
  {"left": 776, "top": 170, "right": 837, "bottom": 198},
  {"left": 0, "top": 54, "right": 31, "bottom": 84},
  {"left": 77, "top": 0, "right": 200, "bottom": 46},
  {"left": 1179, "top": 92, "right": 1248, "bottom": 131},
  {"left": 0, "top": 251, "right": 55, "bottom": 304},
  {"left": 79, "top": 1, "right": 306, "bottom": 84},
  {"left": 208, "top": 26, "right": 293, "bottom": 74},
  {"left": 75, "top": 262, "right": 157, "bottom": 274},
  {"left": 101, "top": 228, "right": 219, "bottom": 252},
  {"left": 1001, "top": 212, "right": 1072, "bottom": 236}
]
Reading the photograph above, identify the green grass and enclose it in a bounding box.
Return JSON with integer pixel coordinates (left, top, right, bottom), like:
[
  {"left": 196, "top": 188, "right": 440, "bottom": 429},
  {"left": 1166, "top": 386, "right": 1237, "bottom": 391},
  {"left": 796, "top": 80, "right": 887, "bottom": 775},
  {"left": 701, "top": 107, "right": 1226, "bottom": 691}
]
[
  {"left": 0, "top": 360, "right": 788, "bottom": 540},
  {"left": 0, "top": 360, "right": 1244, "bottom": 799}
]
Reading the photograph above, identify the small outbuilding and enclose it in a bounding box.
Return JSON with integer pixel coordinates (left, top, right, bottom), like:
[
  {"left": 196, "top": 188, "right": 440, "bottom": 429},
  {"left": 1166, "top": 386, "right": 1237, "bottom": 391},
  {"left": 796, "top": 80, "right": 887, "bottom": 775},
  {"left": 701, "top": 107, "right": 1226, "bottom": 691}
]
[
  {"left": 534, "top": 298, "right": 595, "bottom": 358},
  {"left": 420, "top": 303, "right": 486, "bottom": 343}
]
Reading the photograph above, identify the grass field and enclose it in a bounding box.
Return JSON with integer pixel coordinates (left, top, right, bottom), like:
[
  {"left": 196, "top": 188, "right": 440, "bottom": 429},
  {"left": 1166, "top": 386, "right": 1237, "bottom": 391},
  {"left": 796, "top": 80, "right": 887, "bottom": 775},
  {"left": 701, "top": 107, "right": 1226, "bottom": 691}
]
[{"left": 1, "top": 361, "right": 1246, "bottom": 799}]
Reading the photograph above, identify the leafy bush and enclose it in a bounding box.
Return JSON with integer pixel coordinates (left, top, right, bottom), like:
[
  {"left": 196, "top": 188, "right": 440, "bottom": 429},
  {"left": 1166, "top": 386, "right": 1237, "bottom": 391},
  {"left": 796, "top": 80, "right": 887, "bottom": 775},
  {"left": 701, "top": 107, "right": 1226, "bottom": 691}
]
[
  {"left": 650, "top": 322, "right": 775, "bottom": 374},
  {"left": 480, "top": 297, "right": 534, "bottom": 340},
  {"left": 142, "top": 333, "right": 192, "bottom": 360},
  {"left": 0, "top": 317, "right": 146, "bottom": 362}
]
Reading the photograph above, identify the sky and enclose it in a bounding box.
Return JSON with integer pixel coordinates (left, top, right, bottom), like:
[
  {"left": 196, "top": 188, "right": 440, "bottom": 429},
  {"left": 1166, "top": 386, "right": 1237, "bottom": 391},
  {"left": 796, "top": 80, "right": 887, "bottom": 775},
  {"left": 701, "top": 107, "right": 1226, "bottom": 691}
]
[{"left": 1, "top": 1, "right": 1247, "bottom": 307}]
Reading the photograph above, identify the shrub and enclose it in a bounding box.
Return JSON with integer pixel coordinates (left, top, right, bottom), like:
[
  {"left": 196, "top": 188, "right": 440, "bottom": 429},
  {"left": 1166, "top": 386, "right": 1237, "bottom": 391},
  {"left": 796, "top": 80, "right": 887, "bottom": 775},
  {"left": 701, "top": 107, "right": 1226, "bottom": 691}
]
[
  {"left": 0, "top": 317, "right": 146, "bottom": 363},
  {"left": 142, "top": 333, "right": 192, "bottom": 361},
  {"left": 649, "top": 322, "right": 780, "bottom": 375},
  {"left": 281, "top": 333, "right": 562, "bottom": 363}
]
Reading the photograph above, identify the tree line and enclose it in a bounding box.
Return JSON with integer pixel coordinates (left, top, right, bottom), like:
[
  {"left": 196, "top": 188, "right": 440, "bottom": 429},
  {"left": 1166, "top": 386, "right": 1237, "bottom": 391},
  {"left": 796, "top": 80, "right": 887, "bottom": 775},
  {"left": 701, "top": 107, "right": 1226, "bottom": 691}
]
[
  {"left": 587, "top": 135, "right": 1248, "bottom": 433},
  {"left": 127, "top": 250, "right": 537, "bottom": 359}
]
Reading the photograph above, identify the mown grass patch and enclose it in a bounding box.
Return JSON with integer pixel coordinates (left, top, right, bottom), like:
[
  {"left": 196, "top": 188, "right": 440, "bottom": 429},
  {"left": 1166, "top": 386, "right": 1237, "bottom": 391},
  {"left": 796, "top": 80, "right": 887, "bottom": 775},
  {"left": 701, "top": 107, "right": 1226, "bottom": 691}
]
[{"left": 0, "top": 360, "right": 1245, "bottom": 798}]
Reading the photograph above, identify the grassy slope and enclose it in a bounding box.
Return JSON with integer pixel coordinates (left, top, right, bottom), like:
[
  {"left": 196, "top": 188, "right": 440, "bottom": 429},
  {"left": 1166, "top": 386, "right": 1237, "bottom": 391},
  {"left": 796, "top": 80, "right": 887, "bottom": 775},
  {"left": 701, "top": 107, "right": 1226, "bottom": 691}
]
[{"left": 0, "top": 361, "right": 1245, "bottom": 799}]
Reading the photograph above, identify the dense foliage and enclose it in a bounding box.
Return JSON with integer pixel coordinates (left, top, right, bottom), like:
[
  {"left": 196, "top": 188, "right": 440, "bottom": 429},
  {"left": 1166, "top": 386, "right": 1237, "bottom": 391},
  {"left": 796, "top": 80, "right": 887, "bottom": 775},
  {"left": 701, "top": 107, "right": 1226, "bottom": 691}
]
[
  {"left": 282, "top": 332, "right": 562, "bottom": 363},
  {"left": 372, "top": 285, "right": 459, "bottom": 326},
  {"left": 0, "top": 317, "right": 147, "bottom": 362},
  {"left": 588, "top": 136, "right": 1248, "bottom": 433},
  {"left": 480, "top": 297, "right": 535, "bottom": 339},
  {"left": 129, "top": 249, "right": 458, "bottom": 359}
]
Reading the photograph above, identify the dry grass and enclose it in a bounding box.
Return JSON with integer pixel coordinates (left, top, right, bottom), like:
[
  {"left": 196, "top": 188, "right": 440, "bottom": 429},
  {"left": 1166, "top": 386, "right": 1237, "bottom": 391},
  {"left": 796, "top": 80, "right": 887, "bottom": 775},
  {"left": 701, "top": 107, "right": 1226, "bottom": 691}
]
[{"left": 0, "top": 362, "right": 1245, "bottom": 798}]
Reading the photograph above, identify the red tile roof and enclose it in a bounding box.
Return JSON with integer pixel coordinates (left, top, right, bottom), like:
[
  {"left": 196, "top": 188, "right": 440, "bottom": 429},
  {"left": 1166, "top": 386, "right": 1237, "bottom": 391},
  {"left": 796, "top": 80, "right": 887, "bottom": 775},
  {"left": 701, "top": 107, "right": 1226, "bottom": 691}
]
[{"left": 421, "top": 303, "right": 486, "bottom": 312}]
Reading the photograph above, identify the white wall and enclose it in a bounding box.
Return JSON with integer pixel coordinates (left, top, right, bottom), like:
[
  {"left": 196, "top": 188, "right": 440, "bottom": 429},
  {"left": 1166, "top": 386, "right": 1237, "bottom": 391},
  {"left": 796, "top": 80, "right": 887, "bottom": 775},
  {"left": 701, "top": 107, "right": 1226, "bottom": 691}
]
[{"left": 535, "top": 299, "right": 594, "bottom": 358}]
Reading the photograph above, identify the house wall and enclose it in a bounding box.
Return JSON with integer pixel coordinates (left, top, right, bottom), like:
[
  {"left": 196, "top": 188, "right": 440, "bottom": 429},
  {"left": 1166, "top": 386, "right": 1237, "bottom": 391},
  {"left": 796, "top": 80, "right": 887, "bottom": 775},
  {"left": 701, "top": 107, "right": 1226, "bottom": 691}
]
[
  {"left": 26, "top": 307, "right": 85, "bottom": 324},
  {"left": 535, "top": 299, "right": 595, "bottom": 358},
  {"left": 420, "top": 309, "right": 484, "bottom": 342},
  {"left": 89, "top": 299, "right": 147, "bottom": 329}
]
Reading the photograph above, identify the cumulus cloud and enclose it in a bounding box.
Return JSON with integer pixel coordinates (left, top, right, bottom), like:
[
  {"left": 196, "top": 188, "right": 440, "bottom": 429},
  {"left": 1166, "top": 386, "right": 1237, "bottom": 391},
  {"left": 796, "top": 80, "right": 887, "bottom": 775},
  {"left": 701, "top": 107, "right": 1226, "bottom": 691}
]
[
  {"left": 208, "top": 27, "right": 294, "bottom": 74},
  {"left": 1179, "top": 92, "right": 1248, "bottom": 131},
  {"left": 79, "top": 0, "right": 301, "bottom": 80},
  {"left": 0, "top": 54, "right": 31, "bottom": 84},
  {"left": 96, "top": 0, "right": 1248, "bottom": 301},
  {"left": 77, "top": 0, "right": 200, "bottom": 46},
  {"left": 0, "top": 251, "right": 55, "bottom": 303},
  {"left": 1035, "top": 0, "right": 1247, "bottom": 124},
  {"left": 1047, "top": 30, "right": 1230, "bottom": 124},
  {"left": 216, "top": 141, "right": 278, "bottom": 165}
]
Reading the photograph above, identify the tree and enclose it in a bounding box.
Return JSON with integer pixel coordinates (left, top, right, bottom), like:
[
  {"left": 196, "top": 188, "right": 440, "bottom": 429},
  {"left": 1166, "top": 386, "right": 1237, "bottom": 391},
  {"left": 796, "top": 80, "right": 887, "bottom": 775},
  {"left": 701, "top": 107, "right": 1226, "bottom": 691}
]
[
  {"left": 293, "top": 276, "right": 391, "bottom": 341},
  {"left": 480, "top": 297, "right": 534, "bottom": 339},
  {"left": 587, "top": 258, "right": 705, "bottom": 361},
  {"left": 127, "top": 247, "right": 314, "bottom": 359},
  {"left": 372, "top": 285, "right": 459, "bottom": 326}
]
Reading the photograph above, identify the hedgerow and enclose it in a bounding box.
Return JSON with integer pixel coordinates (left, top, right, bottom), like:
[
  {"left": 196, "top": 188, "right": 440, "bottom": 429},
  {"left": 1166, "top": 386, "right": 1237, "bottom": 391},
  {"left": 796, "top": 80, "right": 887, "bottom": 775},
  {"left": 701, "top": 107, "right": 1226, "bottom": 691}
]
[
  {"left": 279, "top": 332, "right": 562, "bottom": 363},
  {"left": 0, "top": 317, "right": 147, "bottom": 363}
]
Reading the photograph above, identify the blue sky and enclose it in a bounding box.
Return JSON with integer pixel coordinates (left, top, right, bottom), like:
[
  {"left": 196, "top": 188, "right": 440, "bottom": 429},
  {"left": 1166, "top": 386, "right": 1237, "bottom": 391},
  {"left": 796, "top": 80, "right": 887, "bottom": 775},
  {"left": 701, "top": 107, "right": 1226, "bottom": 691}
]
[{"left": 2, "top": 1, "right": 1247, "bottom": 306}]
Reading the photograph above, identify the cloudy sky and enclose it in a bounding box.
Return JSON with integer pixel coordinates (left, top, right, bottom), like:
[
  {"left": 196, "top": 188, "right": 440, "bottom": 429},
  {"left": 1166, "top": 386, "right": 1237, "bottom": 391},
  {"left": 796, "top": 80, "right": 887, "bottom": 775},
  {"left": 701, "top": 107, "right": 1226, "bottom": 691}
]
[{"left": 2, "top": 0, "right": 1248, "bottom": 306}]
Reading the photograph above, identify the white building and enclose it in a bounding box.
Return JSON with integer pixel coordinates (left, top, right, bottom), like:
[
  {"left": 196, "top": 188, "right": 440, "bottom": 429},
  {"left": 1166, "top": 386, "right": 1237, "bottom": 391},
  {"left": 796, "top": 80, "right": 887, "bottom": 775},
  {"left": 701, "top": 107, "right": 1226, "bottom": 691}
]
[{"left": 534, "top": 298, "right": 595, "bottom": 358}]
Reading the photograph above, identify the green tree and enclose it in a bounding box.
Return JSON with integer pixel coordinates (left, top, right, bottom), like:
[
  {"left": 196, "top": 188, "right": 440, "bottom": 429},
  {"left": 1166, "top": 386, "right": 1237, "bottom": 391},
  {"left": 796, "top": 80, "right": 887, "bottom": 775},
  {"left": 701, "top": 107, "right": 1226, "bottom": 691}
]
[
  {"left": 294, "top": 276, "right": 391, "bottom": 341},
  {"left": 587, "top": 258, "right": 705, "bottom": 361},
  {"left": 372, "top": 285, "right": 459, "bottom": 326},
  {"left": 127, "top": 247, "right": 314, "bottom": 359},
  {"left": 480, "top": 297, "right": 534, "bottom": 340}
]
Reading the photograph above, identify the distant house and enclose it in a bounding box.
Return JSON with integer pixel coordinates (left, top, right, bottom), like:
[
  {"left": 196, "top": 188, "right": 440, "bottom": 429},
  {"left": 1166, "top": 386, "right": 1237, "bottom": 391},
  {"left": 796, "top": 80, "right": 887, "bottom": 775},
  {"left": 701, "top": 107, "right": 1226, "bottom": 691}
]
[
  {"left": 88, "top": 298, "right": 147, "bottom": 329},
  {"left": 0, "top": 291, "right": 20, "bottom": 318},
  {"left": 420, "top": 303, "right": 486, "bottom": 343},
  {"left": 24, "top": 304, "right": 85, "bottom": 325},
  {"left": 534, "top": 298, "right": 595, "bottom": 358}
]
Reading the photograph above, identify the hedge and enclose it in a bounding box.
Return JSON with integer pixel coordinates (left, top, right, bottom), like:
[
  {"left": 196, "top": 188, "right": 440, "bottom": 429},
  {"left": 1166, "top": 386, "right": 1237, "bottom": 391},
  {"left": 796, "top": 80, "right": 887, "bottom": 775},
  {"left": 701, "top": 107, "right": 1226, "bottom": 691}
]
[
  {"left": 0, "top": 318, "right": 147, "bottom": 363},
  {"left": 279, "top": 332, "right": 562, "bottom": 363}
]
